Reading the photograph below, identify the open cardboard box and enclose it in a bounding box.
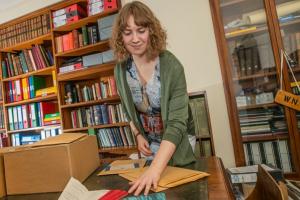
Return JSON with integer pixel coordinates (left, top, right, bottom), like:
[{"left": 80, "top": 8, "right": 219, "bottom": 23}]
[
  {"left": 3, "top": 133, "right": 99, "bottom": 195},
  {"left": 0, "top": 146, "right": 17, "bottom": 197}
]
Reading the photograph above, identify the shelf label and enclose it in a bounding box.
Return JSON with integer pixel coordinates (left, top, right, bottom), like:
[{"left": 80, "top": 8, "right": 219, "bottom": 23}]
[{"left": 275, "top": 90, "right": 300, "bottom": 111}]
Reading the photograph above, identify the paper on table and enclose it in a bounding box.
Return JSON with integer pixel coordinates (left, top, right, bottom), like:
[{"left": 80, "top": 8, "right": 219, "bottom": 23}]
[
  {"left": 119, "top": 166, "right": 210, "bottom": 192},
  {"left": 58, "top": 177, "right": 109, "bottom": 200}
]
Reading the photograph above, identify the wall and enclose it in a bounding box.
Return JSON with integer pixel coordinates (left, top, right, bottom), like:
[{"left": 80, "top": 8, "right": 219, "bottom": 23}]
[{"left": 0, "top": 0, "right": 236, "bottom": 167}]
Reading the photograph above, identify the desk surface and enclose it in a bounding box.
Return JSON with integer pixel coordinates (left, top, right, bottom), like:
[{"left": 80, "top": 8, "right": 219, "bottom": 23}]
[{"left": 1, "top": 157, "right": 233, "bottom": 200}]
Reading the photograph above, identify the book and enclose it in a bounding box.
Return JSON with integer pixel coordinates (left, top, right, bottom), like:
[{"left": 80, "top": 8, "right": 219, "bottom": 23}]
[{"left": 227, "top": 164, "right": 284, "bottom": 184}]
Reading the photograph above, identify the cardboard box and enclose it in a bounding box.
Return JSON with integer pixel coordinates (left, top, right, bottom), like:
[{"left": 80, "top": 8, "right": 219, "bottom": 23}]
[
  {"left": 0, "top": 147, "right": 16, "bottom": 197},
  {"left": 4, "top": 133, "right": 99, "bottom": 195}
]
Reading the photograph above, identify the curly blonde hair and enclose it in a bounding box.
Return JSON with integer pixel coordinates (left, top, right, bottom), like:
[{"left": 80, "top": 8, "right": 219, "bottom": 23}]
[{"left": 110, "top": 1, "right": 167, "bottom": 62}]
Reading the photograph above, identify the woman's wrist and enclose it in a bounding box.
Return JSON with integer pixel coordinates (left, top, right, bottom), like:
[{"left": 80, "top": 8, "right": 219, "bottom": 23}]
[{"left": 135, "top": 132, "right": 141, "bottom": 137}]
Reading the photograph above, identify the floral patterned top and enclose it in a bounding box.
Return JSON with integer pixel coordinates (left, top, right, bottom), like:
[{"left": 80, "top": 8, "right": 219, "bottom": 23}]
[{"left": 126, "top": 57, "right": 163, "bottom": 158}]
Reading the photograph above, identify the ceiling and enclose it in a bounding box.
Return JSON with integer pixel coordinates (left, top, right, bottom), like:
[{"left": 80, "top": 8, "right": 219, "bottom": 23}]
[{"left": 0, "top": 0, "right": 25, "bottom": 12}]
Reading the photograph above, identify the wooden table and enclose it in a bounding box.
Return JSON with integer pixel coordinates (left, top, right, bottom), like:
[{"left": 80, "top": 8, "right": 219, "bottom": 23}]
[{"left": 0, "top": 157, "right": 234, "bottom": 200}]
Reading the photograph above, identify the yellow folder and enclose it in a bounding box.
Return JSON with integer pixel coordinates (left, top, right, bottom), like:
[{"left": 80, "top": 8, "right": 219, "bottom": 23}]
[{"left": 119, "top": 166, "right": 210, "bottom": 192}]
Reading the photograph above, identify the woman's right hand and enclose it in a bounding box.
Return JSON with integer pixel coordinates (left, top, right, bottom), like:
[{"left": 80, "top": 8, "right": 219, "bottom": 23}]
[{"left": 136, "top": 134, "right": 152, "bottom": 156}]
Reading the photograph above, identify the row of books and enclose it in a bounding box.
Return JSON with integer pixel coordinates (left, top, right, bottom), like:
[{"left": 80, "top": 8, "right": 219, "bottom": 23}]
[
  {"left": 239, "top": 108, "right": 287, "bottom": 135},
  {"left": 7, "top": 102, "right": 59, "bottom": 131},
  {"left": 243, "top": 140, "right": 293, "bottom": 173},
  {"left": 70, "top": 103, "right": 127, "bottom": 128},
  {"left": 0, "top": 13, "right": 51, "bottom": 49},
  {"left": 236, "top": 92, "right": 274, "bottom": 107},
  {"left": 96, "top": 126, "right": 136, "bottom": 148},
  {"left": 11, "top": 126, "right": 61, "bottom": 146},
  {"left": 5, "top": 76, "right": 47, "bottom": 103},
  {"left": 200, "top": 140, "right": 213, "bottom": 157},
  {"left": 55, "top": 13, "right": 116, "bottom": 53},
  {"left": 55, "top": 26, "right": 97, "bottom": 53},
  {"left": 0, "top": 133, "right": 8, "bottom": 148},
  {"left": 283, "top": 32, "right": 300, "bottom": 66},
  {"left": 231, "top": 33, "right": 276, "bottom": 78},
  {"left": 189, "top": 97, "right": 211, "bottom": 138},
  {"left": 59, "top": 49, "right": 114, "bottom": 74},
  {"left": 64, "top": 76, "right": 117, "bottom": 104},
  {"left": 0, "top": 106, "right": 4, "bottom": 129},
  {"left": 1, "top": 45, "right": 54, "bottom": 78}
]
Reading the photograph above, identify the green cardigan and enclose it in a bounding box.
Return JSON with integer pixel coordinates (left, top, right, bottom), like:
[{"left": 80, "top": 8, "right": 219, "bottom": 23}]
[{"left": 114, "top": 50, "right": 196, "bottom": 166}]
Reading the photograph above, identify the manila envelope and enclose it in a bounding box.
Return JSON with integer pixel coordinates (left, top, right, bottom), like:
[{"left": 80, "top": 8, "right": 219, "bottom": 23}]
[
  {"left": 119, "top": 166, "right": 210, "bottom": 192},
  {"left": 98, "top": 159, "right": 146, "bottom": 176}
]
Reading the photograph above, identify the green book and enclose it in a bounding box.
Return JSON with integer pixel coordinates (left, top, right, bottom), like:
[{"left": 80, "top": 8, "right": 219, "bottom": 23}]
[
  {"left": 1, "top": 60, "right": 8, "bottom": 78},
  {"left": 44, "top": 112, "right": 60, "bottom": 119},
  {"left": 88, "top": 128, "right": 96, "bottom": 136},
  {"left": 81, "top": 25, "right": 89, "bottom": 46},
  {"left": 19, "top": 51, "right": 29, "bottom": 73}
]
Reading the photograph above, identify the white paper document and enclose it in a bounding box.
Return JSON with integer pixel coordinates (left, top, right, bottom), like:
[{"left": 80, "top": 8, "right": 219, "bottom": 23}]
[{"left": 58, "top": 177, "right": 109, "bottom": 200}]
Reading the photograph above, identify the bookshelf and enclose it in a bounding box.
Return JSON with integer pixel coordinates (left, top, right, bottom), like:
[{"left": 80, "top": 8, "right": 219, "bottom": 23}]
[
  {"left": 188, "top": 91, "right": 215, "bottom": 157},
  {"left": 0, "top": 0, "right": 137, "bottom": 162},
  {"left": 210, "top": 0, "right": 300, "bottom": 178}
]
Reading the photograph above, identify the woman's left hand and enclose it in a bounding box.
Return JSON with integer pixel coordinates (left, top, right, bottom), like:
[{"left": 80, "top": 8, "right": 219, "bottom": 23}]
[{"left": 128, "top": 166, "right": 161, "bottom": 196}]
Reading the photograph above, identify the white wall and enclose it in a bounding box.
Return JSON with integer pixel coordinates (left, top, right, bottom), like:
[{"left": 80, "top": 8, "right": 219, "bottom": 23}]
[
  {"left": 0, "top": 0, "right": 236, "bottom": 167},
  {"left": 0, "top": 0, "right": 62, "bottom": 24}
]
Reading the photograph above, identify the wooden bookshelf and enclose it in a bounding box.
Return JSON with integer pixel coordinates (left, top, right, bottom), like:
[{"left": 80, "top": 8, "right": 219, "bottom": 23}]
[
  {"left": 1, "top": 33, "right": 52, "bottom": 52},
  {"left": 60, "top": 96, "right": 120, "bottom": 109},
  {"left": 53, "top": 9, "right": 119, "bottom": 32},
  {"left": 210, "top": 0, "right": 300, "bottom": 177},
  {"left": 55, "top": 40, "right": 110, "bottom": 57},
  {"left": 220, "top": 0, "right": 246, "bottom": 8},
  {"left": 4, "top": 94, "right": 57, "bottom": 107},
  {"left": 63, "top": 122, "right": 130, "bottom": 133},
  {"left": 0, "top": 0, "right": 136, "bottom": 162},
  {"left": 233, "top": 70, "right": 277, "bottom": 81},
  {"left": 2, "top": 66, "right": 55, "bottom": 82},
  {"left": 57, "top": 62, "right": 115, "bottom": 81}
]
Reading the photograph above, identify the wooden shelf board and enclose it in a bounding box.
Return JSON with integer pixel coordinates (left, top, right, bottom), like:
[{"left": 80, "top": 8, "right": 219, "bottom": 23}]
[
  {"left": 53, "top": 9, "right": 119, "bottom": 32},
  {"left": 63, "top": 122, "right": 130, "bottom": 133},
  {"left": 2, "top": 66, "right": 56, "bottom": 82},
  {"left": 4, "top": 94, "right": 57, "bottom": 107},
  {"left": 98, "top": 146, "right": 137, "bottom": 153},
  {"left": 50, "top": 0, "right": 86, "bottom": 11},
  {"left": 61, "top": 96, "right": 120, "bottom": 109},
  {"left": 226, "top": 26, "right": 268, "bottom": 40},
  {"left": 242, "top": 132, "right": 288, "bottom": 142},
  {"left": 1, "top": 33, "right": 52, "bottom": 52},
  {"left": 0, "top": 129, "right": 6, "bottom": 132},
  {"left": 57, "top": 61, "right": 115, "bottom": 81},
  {"left": 280, "top": 18, "right": 300, "bottom": 28},
  {"left": 238, "top": 103, "right": 278, "bottom": 110},
  {"left": 7, "top": 125, "right": 61, "bottom": 134},
  {"left": 0, "top": 101, "right": 3, "bottom": 104},
  {"left": 55, "top": 40, "right": 110, "bottom": 57},
  {"left": 225, "top": 14, "right": 300, "bottom": 40},
  {"left": 233, "top": 70, "right": 277, "bottom": 81},
  {"left": 220, "top": 0, "right": 246, "bottom": 7}
]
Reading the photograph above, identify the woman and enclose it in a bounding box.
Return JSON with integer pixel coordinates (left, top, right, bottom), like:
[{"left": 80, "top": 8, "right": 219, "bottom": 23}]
[{"left": 111, "top": 1, "right": 196, "bottom": 196}]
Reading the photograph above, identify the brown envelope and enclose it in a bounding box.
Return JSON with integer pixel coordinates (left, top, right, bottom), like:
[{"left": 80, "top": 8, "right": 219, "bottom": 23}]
[
  {"left": 98, "top": 159, "right": 146, "bottom": 176},
  {"left": 119, "top": 166, "right": 210, "bottom": 192}
]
